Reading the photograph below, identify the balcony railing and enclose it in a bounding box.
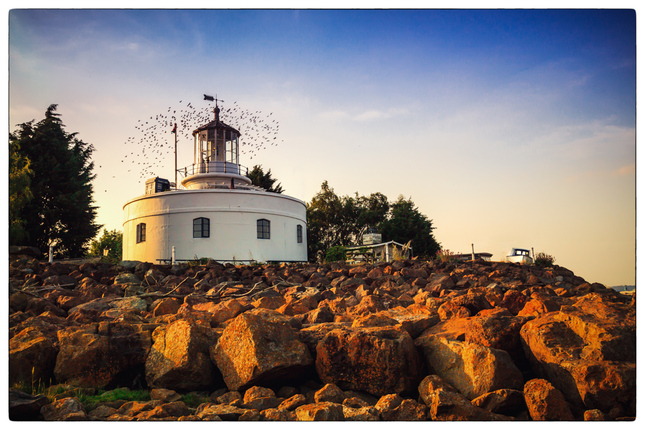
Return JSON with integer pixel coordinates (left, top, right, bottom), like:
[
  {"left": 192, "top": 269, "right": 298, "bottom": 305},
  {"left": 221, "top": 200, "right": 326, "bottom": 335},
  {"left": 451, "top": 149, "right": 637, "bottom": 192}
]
[{"left": 178, "top": 161, "right": 249, "bottom": 178}]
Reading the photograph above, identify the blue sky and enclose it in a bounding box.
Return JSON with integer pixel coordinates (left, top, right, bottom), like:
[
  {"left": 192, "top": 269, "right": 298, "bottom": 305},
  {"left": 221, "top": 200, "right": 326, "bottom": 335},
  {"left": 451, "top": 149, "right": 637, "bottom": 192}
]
[{"left": 7, "top": 7, "right": 637, "bottom": 286}]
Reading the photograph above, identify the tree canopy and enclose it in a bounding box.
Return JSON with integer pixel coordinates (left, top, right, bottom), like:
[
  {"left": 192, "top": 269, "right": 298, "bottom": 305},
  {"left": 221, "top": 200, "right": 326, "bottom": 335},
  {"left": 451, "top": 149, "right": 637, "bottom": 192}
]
[
  {"left": 88, "top": 229, "right": 123, "bottom": 263},
  {"left": 9, "top": 104, "right": 101, "bottom": 257},
  {"left": 9, "top": 138, "right": 33, "bottom": 244},
  {"left": 247, "top": 165, "right": 284, "bottom": 193},
  {"left": 380, "top": 196, "right": 441, "bottom": 258},
  {"left": 306, "top": 181, "right": 439, "bottom": 261}
]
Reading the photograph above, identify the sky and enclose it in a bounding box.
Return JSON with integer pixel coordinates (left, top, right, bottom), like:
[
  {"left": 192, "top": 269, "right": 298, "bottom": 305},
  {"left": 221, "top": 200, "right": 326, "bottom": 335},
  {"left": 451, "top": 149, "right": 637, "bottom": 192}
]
[{"left": 7, "top": 6, "right": 637, "bottom": 287}]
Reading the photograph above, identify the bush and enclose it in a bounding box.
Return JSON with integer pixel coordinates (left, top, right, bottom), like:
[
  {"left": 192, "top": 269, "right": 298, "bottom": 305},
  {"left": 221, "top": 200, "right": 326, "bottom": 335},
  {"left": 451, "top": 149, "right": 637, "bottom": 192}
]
[
  {"left": 534, "top": 252, "right": 555, "bottom": 267},
  {"left": 436, "top": 249, "right": 458, "bottom": 263},
  {"left": 88, "top": 229, "right": 122, "bottom": 263},
  {"left": 325, "top": 246, "right": 347, "bottom": 262}
]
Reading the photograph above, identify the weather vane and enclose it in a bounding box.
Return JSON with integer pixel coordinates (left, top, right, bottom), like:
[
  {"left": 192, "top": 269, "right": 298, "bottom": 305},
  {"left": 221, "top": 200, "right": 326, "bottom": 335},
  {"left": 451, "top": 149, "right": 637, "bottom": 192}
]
[{"left": 204, "top": 94, "right": 224, "bottom": 105}]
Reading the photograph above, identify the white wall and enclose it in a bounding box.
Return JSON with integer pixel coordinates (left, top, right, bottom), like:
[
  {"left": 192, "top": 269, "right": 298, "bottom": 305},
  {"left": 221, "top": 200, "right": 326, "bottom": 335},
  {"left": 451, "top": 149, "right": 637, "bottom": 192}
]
[{"left": 122, "top": 189, "right": 307, "bottom": 263}]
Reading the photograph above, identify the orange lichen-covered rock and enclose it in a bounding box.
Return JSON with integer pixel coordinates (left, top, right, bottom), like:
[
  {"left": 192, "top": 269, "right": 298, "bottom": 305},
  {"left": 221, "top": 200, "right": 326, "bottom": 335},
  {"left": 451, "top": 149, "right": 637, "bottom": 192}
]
[
  {"left": 520, "top": 293, "right": 635, "bottom": 417},
  {"left": 315, "top": 325, "right": 422, "bottom": 397},
  {"left": 418, "top": 375, "right": 510, "bottom": 421},
  {"left": 415, "top": 335, "right": 523, "bottom": 400},
  {"left": 145, "top": 319, "right": 219, "bottom": 391},
  {"left": 212, "top": 308, "right": 313, "bottom": 391},
  {"left": 523, "top": 378, "right": 574, "bottom": 421}
]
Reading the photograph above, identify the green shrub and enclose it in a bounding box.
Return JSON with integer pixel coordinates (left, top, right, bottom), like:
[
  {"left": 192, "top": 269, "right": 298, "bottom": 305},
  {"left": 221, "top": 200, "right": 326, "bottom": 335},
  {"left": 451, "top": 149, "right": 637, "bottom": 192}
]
[
  {"left": 534, "top": 252, "right": 555, "bottom": 267},
  {"left": 180, "top": 392, "right": 210, "bottom": 408},
  {"left": 325, "top": 246, "right": 347, "bottom": 262},
  {"left": 78, "top": 387, "right": 150, "bottom": 411}
]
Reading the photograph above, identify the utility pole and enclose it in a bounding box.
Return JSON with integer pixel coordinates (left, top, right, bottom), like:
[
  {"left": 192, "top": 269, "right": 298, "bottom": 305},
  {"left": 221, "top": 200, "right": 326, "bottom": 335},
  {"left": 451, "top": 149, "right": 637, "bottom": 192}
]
[{"left": 172, "top": 123, "right": 178, "bottom": 187}]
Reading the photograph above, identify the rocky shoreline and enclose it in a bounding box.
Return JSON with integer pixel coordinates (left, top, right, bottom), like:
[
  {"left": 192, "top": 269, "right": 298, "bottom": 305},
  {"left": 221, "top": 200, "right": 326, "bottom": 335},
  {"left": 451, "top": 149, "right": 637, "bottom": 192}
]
[{"left": 8, "top": 253, "right": 636, "bottom": 421}]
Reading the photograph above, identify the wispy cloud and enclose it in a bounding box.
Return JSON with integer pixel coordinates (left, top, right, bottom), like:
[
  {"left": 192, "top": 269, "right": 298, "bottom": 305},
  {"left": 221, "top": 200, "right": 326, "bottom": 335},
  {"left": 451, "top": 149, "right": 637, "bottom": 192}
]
[{"left": 615, "top": 163, "right": 635, "bottom": 176}]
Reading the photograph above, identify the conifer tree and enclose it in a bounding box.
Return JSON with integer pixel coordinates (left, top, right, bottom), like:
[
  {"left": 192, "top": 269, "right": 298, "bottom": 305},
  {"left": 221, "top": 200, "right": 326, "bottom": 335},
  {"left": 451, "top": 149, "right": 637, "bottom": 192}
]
[
  {"left": 9, "top": 104, "right": 101, "bottom": 257},
  {"left": 247, "top": 165, "right": 284, "bottom": 193},
  {"left": 9, "top": 139, "right": 33, "bottom": 244}
]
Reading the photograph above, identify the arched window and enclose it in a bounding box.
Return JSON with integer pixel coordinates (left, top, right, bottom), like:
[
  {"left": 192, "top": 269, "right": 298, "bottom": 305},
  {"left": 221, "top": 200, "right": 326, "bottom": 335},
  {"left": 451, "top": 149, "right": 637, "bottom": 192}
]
[
  {"left": 297, "top": 224, "right": 303, "bottom": 243},
  {"left": 193, "top": 217, "right": 210, "bottom": 238},
  {"left": 136, "top": 223, "right": 146, "bottom": 243},
  {"left": 257, "top": 219, "right": 270, "bottom": 239}
]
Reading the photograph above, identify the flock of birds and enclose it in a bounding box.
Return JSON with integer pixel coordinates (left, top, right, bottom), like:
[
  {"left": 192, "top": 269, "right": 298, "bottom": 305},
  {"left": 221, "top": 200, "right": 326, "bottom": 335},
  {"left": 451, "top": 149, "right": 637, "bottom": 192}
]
[{"left": 100, "top": 96, "right": 283, "bottom": 187}]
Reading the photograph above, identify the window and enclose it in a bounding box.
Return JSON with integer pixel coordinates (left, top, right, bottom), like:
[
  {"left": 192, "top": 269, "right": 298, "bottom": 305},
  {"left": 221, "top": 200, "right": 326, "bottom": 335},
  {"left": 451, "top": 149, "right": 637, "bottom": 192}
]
[
  {"left": 193, "top": 217, "right": 210, "bottom": 238},
  {"left": 136, "top": 223, "right": 146, "bottom": 243},
  {"left": 297, "top": 224, "right": 303, "bottom": 243},
  {"left": 257, "top": 219, "right": 270, "bottom": 239}
]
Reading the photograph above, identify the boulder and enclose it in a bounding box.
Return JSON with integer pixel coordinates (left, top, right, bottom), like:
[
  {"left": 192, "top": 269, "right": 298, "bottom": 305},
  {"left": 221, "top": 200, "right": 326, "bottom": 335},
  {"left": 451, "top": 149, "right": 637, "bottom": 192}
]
[
  {"left": 54, "top": 322, "right": 153, "bottom": 388},
  {"left": 315, "top": 325, "right": 423, "bottom": 397},
  {"left": 415, "top": 335, "right": 523, "bottom": 400},
  {"left": 134, "top": 401, "right": 191, "bottom": 420},
  {"left": 379, "top": 306, "right": 439, "bottom": 338},
  {"left": 146, "top": 319, "right": 220, "bottom": 391},
  {"left": 383, "top": 398, "right": 427, "bottom": 420},
  {"left": 242, "top": 386, "right": 282, "bottom": 410},
  {"left": 25, "top": 297, "right": 66, "bottom": 318},
  {"left": 88, "top": 405, "right": 120, "bottom": 420},
  {"left": 260, "top": 408, "right": 295, "bottom": 420},
  {"left": 195, "top": 403, "right": 246, "bottom": 420},
  {"left": 520, "top": 293, "right": 636, "bottom": 416},
  {"left": 418, "top": 375, "right": 511, "bottom": 421},
  {"left": 9, "top": 326, "right": 58, "bottom": 388},
  {"left": 40, "top": 397, "right": 87, "bottom": 421},
  {"left": 303, "top": 306, "right": 335, "bottom": 324},
  {"left": 426, "top": 273, "right": 455, "bottom": 293},
  {"left": 114, "top": 272, "right": 141, "bottom": 285},
  {"left": 314, "top": 383, "right": 345, "bottom": 404},
  {"left": 449, "top": 292, "right": 493, "bottom": 314},
  {"left": 151, "top": 298, "right": 181, "bottom": 317},
  {"left": 500, "top": 289, "right": 528, "bottom": 315},
  {"left": 471, "top": 388, "right": 527, "bottom": 416},
  {"left": 523, "top": 378, "right": 574, "bottom": 421},
  {"left": 437, "top": 301, "right": 471, "bottom": 319},
  {"left": 342, "top": 405, "right": 380, "bottom": 420},
  {"left": 420, "top": 314, "right": 531, "bottom": 364},
  {"left": 295, "top": 402, "right": 344, "bottom": 421},
  {"left": 191, "top": 298, "right": 253, "bottom": 326},
  {"left": 278, "top": 394, "right": 307, "bottom": 411},
  {"left": 212, "top": 308, "right": 313, "bottom": 391},
  {"left": 150, "top": 388, "right": 182, "bottom": 403},
  {"left": 213, "top": 390, "right": 241, "bottom": 405},
  {"left": 348, "top": 295, "right": 386, "bottom": 316},
  {"left": 66, "top": 297, "right": 116, "bottom": 323},
  {"left": 9, "top": 389, "right": 49, "bottom": 420}
]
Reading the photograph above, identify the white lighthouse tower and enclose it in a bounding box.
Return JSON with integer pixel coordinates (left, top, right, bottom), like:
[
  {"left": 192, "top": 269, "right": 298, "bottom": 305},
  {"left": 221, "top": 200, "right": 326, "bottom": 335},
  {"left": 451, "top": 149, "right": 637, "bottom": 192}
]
[{"left": 122, "top": 101, "right": 307, "bottom": 264}]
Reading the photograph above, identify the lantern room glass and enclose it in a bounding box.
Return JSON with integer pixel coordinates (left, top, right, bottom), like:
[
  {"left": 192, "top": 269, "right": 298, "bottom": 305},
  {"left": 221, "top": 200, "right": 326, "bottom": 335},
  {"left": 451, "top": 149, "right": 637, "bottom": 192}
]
[{"left": 195, "top": 128, "right": 240, "bottom": 173}]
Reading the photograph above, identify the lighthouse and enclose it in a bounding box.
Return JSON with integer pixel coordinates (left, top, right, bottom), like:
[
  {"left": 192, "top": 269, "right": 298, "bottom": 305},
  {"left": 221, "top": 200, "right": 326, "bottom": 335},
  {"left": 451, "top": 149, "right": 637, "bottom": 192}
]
[{"left": 122, "top": 101, "right": 307, "bottom": 264}]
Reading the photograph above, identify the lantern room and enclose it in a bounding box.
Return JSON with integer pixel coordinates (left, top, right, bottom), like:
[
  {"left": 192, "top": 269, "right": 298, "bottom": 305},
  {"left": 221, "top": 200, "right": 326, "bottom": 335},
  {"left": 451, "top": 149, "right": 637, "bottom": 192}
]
[
  {"left": 180, "top": 103, "right": 252, "bottom": 189},
  {"left": 193, "top": 104, "right": 240, "bottom": 172}
]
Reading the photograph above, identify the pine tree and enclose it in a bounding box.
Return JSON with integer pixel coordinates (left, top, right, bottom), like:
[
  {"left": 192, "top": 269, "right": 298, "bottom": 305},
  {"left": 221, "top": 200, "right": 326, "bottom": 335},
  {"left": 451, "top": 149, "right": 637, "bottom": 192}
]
[
  {"left": 9, "top": 104, "right": 101, "bottom": 257},
  {"left": 247, "top": 165, "right": 284, "bottom": 193},
  {"left": 9, "top": 139, "right": 33, "bottom": 244}
]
